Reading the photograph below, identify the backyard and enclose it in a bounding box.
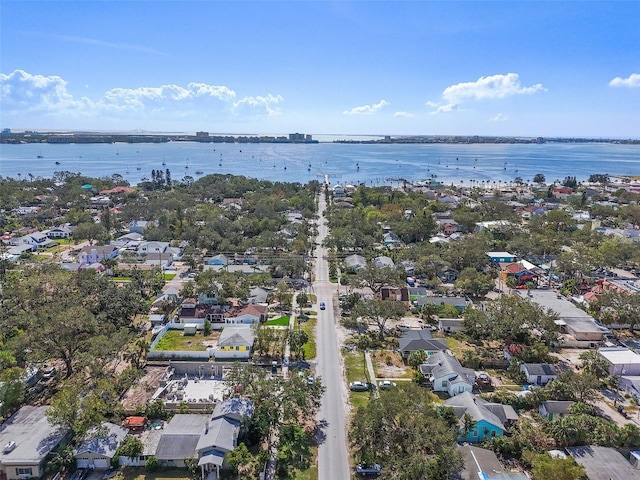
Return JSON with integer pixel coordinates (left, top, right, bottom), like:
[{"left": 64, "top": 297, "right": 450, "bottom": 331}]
[{"left": 154, "top": 330, "right": 219, "bottom": 351}]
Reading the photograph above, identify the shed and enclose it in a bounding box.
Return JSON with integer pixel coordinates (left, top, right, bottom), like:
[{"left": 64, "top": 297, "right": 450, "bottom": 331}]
[{"left": 184, "top": 323, "right": 198, "bottom": 336}]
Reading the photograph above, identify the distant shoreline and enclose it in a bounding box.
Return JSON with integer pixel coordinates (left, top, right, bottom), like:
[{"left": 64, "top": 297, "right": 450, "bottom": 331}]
[{"left": 2, "top": 131, "right": 639, "bottom": 145}]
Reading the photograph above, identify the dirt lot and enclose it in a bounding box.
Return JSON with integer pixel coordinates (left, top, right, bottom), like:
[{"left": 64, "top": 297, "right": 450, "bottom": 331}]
[
  {"left": 371, "top": 351, "right": 411, "bottom": 378},
  {"left": 121, "top": 366, "right": 167, "bottom": 411}
]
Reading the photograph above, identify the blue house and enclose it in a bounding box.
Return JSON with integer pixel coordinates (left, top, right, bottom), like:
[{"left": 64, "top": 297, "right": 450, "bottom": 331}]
[
  {"left": 445, "top": 392, "right": 517, "bottom": 443},
  {"left": 486, "top": 251, "right": 516, "bottom": 264}
]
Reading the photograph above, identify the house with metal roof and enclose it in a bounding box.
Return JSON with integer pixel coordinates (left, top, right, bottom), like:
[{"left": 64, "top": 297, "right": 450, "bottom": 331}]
[
  {"left": 344, "top": 254, "right": 367, "bottom": 272},
  {"left": 419, "top": 351, "right": 475, "bottom": 397},
  {"left": 214, "top": 326, "right": 255, "bottom": 360},
  {"left": 444, "top": 392, "right": 518, "bottom": 443},
  {"left": 74, "top": 422, "right": 128, "bottom": 470},
  {"left": 455, "top": 445, "right": 528, "bottom": 480}
]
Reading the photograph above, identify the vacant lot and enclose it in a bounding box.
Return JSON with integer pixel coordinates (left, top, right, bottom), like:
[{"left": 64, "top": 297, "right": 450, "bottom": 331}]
[
  {"left": 154, "top": 330, "right": 219, "bottom": 351},
  {"left": 372, "top": 351, "right": 412, "bottom": 379}
]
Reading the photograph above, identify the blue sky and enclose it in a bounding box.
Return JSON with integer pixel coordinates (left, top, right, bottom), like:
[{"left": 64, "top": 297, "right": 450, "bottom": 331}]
[{"left": 1, "top": 1, "right": 639, "bottom": 137}]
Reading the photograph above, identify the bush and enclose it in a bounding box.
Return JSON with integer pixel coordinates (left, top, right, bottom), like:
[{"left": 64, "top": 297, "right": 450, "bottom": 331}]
[{"left": 145, "top": 455, "right": 159, "bottom": 471}]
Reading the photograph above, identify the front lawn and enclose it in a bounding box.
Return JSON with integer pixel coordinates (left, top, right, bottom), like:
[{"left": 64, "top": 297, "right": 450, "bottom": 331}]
[
  {"left": 118, "top": 467, "right": 192, "bottom": 480},
  {"left": 265, "top": 315, "right": 291, "bottom": 326},
  {"left": 299, "top": 318, "right": 317, "bottom": 359},
  {"left": 154, "top": 330, "right": 218, "bottom": 351}
]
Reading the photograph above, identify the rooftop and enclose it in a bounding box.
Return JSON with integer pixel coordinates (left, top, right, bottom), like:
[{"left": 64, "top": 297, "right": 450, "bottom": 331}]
[
  {"left": 598, "top": 347, "right": 640, "bottom": 365},
  {"left": 0, "top": 406, "right": 66, "bottom": 465},
  {"left": 566, "top": 445, "right": 638, "bottom": 480}
]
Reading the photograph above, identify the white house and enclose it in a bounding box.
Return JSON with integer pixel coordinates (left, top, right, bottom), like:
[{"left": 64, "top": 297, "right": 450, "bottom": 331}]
[
  {"left": 79, "top": 245, "right": 119, "bottom": 265},
  {"left": 46, "top": 224, "right": 76, "bottom": 239},
  {"left": 438, "top": 318, "right": 465, "bottom": 334},
  {"left": 598, "top": 347, "right": 640, "bottom": 376},
  {"left": 9, "top": 231, "right": 55, "bottom": 249},
  {"left": 419, "top": 351, "right": 475, "bottom": 397},
  {"left": 520, "top": 363, "right": 558, "bottom": 385},
  {"left": 137, "top": 241, "right": 170, "bottom": 255},
  {"left": 225, "top": 304, "right": 267, "bottom": 326}
]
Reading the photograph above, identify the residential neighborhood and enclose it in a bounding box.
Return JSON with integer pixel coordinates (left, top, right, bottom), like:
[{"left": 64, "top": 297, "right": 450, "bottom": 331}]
[{"left": 2, "top": 170, "right": 640, "bottom": 480}]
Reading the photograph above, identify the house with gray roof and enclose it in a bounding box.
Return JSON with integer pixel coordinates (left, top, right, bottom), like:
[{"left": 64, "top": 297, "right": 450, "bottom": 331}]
[
  {"left": 398, "top": 330, "right": 448, "bottom": 359},
  {"left": 419, "top": 351, "right": 475, "bottom": 397},
  {"left": 152, "top": 399, "right": 254, "bottom": 478},
  {"left": 373, "top": 255, "right": 394, "bottom": 268},
  {"left": 344, "top": 254, "right": 367, "bottom": 272},
  {"left": 567, "top": 445, "right": 639, "bottom": 480},
  {"left": 214, "top": 326, "right": 255, "bottom": 360},
  {"left": 520, "top": 363, "right": 558, "bottom": 385},
  {"left": 454, "top": 445, "right": 528, "bottom": 480},
  {"left": 0, "top": 406, "right": 67, "bottom": 480},
  {"left": 74, "top": 422, "right": 128, "bottom": 469},
  {"left": 155, "top": 414, "right": 209, "bottom": 468},
  {"left": 539, "top": 400, "right": 574, "bottom": 420},
  {"left": 444, "top": 392, "right": 517, "bottom": 443}
]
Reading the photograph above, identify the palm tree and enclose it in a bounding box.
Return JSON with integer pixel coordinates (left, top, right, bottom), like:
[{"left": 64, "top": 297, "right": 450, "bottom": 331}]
[{"left": 462, "top": 413, "right": 477, "bottom": 439}]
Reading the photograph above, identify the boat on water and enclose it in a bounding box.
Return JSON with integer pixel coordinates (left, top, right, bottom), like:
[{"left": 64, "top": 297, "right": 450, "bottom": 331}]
[
  {"left": 55, "top": 161, "right": 61, "bottom": 165},
  {"left": 195, "top": 170, "right": 204, "bottom": 175}
]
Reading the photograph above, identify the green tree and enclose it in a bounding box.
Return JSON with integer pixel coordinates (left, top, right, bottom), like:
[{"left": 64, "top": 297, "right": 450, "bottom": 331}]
[
  {"left": 116, "top": 436, "right": 143, "bottom": 460},
  {"left": 533, "top": 173, "right": 546, "bottom": 184},
  {"left": 46, "top": 444, "right": 76, "bottom": 473},
  {"left": 525, "top": 451, "right": 585, "bottom": 480},
  {"left": 355, "top": 298, "right": 407, "bottom": 340},
  {"left": 355, "top": 265, "right": 406, "bottom": 296},
  {"left": 0, "top": 367, "right": 25, "bottom": 416},
  {"left": 349, "top": 383, "right": 462, "bottom": 480},
  {"left": 591, "top": 290, "right": 640, "bottom": 332},
  {"left": 545, "top": 371, "right": 600, "bottom": 403},
  {"left": 579, "top": 350, "right": 609, "bottom": 380},
  {"left": 455, "top": 267, "right": 494, "bottom": 297}
]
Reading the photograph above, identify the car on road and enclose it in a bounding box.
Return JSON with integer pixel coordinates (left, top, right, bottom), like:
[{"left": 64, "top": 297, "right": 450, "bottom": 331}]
[
  {"left": 378, "top": 380, "right": 397, "bottom": 390},
  {"left": 319, "top": 301, "right": 326, "bottom": 310},
  {"left": 349, "top": 381, "right": 371, "bottom": 392},
  {"left": 356, "top": 463, "right": 382, "bottom": 476}
]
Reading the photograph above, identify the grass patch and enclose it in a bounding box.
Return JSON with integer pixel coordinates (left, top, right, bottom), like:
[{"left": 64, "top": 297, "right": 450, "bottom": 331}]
[
  {"left": 118, "top": 467, "right": 191, "bottom": 480},
  {"left": 162, "top": 273, "right": 176, "bottom": 280},
  {"left": 300, "top": 318, "right": 317, "bottom": 359},
  {"left": 371, "top": 351, "right": 413, "bottom": 379},
  {"left": 154, "top": 330, "right": 217, "bottom": 351},
  {"left": 497, "top": 385, "right": 524, "bottom": 392},
  {"left": 444, "top": 337, "right": 474, "bottom": 357},
  {"left": 265, "top": 315, "right": 290, "bottom": 326},
  {"left": 350, "top": 391, "right": 372, "bottom": 410},
  {"left": 344, "top": 351, "right": 367, "bottom": 383},
  {"left": 290, "top": 446, "right": 319, "bottom": 480}
]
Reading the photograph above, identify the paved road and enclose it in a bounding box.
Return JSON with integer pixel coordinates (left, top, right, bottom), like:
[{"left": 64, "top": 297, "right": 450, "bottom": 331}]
[{"left": 315, "top": 192, "right": 350, "bottom": 479}]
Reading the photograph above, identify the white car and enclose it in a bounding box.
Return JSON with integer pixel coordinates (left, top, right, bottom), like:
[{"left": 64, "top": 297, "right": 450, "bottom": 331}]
[{"left": 378, "top": 380, "right": 397, "bottom": 390}]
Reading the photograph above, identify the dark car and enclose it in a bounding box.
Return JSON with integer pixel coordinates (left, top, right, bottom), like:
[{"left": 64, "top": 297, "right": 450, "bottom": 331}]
[
  {"left": 356, "top": 463, "right": 382, "bottom": 476},
  {"left": 319, "top": 301, "right": 326, "bottom": 310}
]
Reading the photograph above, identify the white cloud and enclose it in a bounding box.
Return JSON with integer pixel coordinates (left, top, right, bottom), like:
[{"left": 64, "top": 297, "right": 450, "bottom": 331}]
[
  {"left": 489, "top": 113, "right": 509, "bottom": 122},
  {"left": 233, "top": 94, "right": 283, "bottom": 116},
  {"left": 428, "top": 73, "right": 546, "bottom": 113},
  {"left": 609, "top": 73, "right": 640, "bottom": 88},
  {"left": 393, "top": 111, "right": 415, "bottom": 118},
  {"left": 343, "top": 99, "right": 389, "bottom": 115},
  {"left": 0, "top": 69, "right": 281, "bottom": 122},
  {"left": 0, "top": 69, "right": 87, "bottom": 112}
]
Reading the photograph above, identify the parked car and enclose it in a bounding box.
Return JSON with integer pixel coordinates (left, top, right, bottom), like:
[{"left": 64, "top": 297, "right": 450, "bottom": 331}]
[
  {"left": 378, "top": 380, "right": 397, "bottom": 390},
  {"left": 319, "top": 301, "right": 326, "bottom": 310},
  {"left": 42, "top": 366, "right": 56, "bottom": 380},
  {"left": 349, "top": 381, "right": 370, "bottom": 392},
  {"left": 307, "top": 375, "right": 315, "bottom": 385},
  {"left": 356, "top": 463, "right": 382, "bottom": 476}
]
